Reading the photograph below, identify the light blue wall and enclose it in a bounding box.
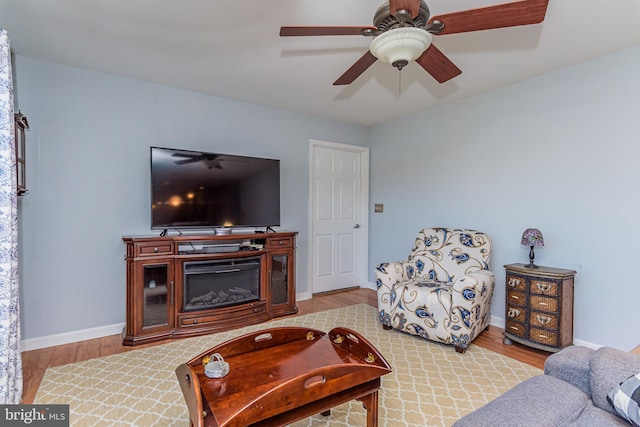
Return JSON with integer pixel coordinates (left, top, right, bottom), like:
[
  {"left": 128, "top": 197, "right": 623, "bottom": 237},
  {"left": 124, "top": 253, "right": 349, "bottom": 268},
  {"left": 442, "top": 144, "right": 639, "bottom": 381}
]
[
  {"left": 368, "top": 45, "right": 640, "bottom": 351},
  {"left": 15, "top": 44, "right": 640, "bottom": 351},
  {"left": 13, "top": 55, "right": 370, "bottom": 341}
]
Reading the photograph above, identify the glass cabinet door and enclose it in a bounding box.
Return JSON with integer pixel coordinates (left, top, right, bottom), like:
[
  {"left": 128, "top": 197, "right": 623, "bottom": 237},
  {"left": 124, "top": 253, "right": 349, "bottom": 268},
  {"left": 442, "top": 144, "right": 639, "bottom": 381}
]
[
  {"left": 135, "top": 260, "right": 173, "bottom": 334},
  {"left": 270, "top": 253, "right": 289, "bottom": 306},
  {"left": 143, "top": 264, "right": 170, "bottom": 327}
]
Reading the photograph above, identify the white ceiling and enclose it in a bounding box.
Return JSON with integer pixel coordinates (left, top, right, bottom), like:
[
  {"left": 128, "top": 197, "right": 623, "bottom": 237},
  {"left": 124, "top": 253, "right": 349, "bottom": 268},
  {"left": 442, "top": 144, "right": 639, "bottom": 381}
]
[{"left": 2, "top": 0, "right": 640, "bottom": 126}]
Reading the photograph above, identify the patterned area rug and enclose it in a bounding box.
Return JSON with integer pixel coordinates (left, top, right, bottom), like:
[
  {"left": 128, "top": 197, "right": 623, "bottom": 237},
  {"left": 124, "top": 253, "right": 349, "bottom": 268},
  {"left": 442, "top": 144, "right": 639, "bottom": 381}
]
[{"left": 34, "top": 304, "right": 541, "bottom": 426}]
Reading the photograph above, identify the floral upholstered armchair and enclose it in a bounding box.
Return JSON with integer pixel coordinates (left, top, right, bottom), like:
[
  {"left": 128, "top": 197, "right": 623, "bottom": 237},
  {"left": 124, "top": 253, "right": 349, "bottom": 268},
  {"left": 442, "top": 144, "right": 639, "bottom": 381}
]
[{"left": 376, "top": 228, "right": 494, "bottom": 353}]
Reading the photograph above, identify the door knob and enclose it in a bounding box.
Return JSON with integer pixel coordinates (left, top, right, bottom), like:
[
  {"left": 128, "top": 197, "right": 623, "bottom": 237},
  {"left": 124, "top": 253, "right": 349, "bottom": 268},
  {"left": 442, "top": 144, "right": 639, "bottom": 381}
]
[{"left": 354, "top": 224, "right": 361, "bottom": 229}]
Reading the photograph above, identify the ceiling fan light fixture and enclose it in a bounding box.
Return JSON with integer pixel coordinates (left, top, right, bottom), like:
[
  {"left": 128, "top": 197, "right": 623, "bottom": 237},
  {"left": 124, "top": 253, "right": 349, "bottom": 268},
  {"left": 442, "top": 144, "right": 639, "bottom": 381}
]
[{"left": 369, "top": 27, "right": 432, "bottom": 70}]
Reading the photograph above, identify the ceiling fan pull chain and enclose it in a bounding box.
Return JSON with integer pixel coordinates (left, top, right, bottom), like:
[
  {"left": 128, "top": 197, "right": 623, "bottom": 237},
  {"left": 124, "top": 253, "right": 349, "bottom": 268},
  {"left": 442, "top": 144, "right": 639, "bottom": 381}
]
[{"left": 398, "top": 69, "right": 402, "bottom": 95}]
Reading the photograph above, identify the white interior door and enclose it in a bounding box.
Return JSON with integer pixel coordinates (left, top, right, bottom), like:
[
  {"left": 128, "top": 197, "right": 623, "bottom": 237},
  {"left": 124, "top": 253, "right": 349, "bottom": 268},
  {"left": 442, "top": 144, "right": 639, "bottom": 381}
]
[{"left": 310, "top": 140, "right": 369, "bottom": 294}]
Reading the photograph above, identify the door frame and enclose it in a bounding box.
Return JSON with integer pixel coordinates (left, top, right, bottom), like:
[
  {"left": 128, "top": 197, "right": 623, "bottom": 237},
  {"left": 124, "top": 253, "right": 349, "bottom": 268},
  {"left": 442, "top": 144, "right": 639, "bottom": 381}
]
[{"left": 308, "top": 139, "right": 370, "bottom": 295}]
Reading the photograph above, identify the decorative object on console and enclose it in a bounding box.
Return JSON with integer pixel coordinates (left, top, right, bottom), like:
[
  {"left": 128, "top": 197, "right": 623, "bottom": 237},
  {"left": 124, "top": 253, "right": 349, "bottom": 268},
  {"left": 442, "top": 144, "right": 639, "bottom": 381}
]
[
  {"left": 521, "top": 228, "right": 544, "bottom": 268},
  {"left": 203, "top": 353, "right": 229, "bottom": 379}
]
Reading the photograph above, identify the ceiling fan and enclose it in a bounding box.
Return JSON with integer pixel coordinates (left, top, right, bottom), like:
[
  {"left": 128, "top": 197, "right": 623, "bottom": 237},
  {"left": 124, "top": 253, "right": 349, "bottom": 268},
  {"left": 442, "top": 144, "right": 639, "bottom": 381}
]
[
  {"left": 280, "top": 0, "right": 549, "bottom": 85},
  {"left": 172, "top": 152, "right": 227, "bottom": 170}
]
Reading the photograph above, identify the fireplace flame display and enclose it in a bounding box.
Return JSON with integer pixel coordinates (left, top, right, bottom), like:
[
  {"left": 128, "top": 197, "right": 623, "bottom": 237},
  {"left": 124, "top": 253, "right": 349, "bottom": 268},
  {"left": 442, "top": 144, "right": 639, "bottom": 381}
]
[{"left": 183, "top": 257, "right": 260, "bottom": 312}]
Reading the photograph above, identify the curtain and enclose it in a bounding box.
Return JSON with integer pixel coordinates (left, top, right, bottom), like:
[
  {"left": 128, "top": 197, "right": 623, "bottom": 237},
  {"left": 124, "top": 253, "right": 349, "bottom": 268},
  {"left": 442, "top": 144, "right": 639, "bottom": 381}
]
[{"left": 0, "top": 28, "right": 22, "bottom": 404}]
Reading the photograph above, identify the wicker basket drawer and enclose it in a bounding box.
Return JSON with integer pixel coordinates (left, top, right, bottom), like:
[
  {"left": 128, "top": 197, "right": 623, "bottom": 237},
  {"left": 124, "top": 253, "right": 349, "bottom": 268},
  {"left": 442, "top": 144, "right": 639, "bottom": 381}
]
[
  {"left": 530, "top": 295, "right": 558, "bottom": 312},
  {"left": 506, "top": 274, "right": 526, "bottom": 291},
  {"left": 505, "top": 320, "right": 526, "bottom": 338},
  {"left": 506, "top": 305, "right": 526, "bottom": 323},
  {"left": 506, "top": 289, "right": 526, "bottom": 307},
  {"left": 530, "top": 327, "right": 559, "bottom": 347},
  {"left": 529, "top": 311, "right": 558, "bottom": 329},
  {"left": 530, "top": 279, "right": 559, "bottom": 296}
]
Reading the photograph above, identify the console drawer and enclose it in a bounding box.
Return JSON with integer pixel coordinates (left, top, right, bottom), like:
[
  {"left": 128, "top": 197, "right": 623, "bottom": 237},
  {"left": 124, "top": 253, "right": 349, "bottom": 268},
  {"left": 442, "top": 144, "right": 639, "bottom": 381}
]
[
  {"left": 179, "top": 302, "right": 266, "bottom": 328},
  {"left": 268, "top": 237, "right": 293, "bottom": 248},
  {"left": 135, "top": 242, "right": 174, "bottom": 257}
]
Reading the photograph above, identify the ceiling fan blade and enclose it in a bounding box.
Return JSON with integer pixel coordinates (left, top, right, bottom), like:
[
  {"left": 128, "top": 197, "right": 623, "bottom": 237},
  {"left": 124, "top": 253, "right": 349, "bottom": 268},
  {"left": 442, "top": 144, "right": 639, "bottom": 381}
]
[
  {"left": 415, "top": 45, "right": 462, "bottom": 83},
  {"left": 333, "top": 51, "right": 378, "bottom": 86},
  {"left": 389, "top": 0, "right": 422, "bottom": 18},
  {"left": 175, "top": 159, "right": 199, "bottom": 165},
  {"left": 429, "top": 0, "right": 549, "bottom": 35},
  {"left": 280, "top": 26, "right": 377, "bottom": 37}
]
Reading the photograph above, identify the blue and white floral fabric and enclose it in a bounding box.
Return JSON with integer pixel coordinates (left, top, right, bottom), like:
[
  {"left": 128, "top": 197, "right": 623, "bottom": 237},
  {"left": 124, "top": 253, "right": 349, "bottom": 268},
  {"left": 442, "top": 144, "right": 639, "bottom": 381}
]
[
  {"left": 377, "top": 228, "right": 494, "bottom": 352},
  {"left": 0, "top": 28, "right": 22, "bottom": 403}
]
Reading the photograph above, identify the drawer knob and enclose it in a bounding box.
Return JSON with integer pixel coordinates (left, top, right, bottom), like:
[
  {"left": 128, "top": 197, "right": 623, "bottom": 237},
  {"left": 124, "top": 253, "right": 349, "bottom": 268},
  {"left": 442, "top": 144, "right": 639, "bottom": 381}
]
[
  {"left": 508, "top": 308, "right": 521, "bottom": 318},
  {"left": 154, "top": 247, "right": 159, "bottom": 253},
  {"left": 536, "top": 315, "right": 552, "bottom": 325},
  {"left": 508, "top": 278, "right": 521, "bottom": 288},
  {"left": 536, "top": 282, "right": 552, "bottom": 292},
  {"left": 509, "top": 325, "right": 520, "bottom": 331}
]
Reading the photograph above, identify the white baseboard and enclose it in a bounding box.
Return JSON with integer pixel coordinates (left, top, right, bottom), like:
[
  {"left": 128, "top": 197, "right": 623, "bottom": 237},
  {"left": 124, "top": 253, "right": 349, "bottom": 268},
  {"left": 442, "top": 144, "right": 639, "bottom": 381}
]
[
  {"left": 296, "top": 291, "right": 312, "bottom": 301},
  {"left": 21, "top": 323, "right": 125, "bottom": 352}
]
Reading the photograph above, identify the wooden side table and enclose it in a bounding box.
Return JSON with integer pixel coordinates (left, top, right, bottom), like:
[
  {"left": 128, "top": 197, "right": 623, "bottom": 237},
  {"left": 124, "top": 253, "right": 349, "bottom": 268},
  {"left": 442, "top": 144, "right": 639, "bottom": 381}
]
[{"left": 503, "top": 263, "right": 577, "bottom": 352}]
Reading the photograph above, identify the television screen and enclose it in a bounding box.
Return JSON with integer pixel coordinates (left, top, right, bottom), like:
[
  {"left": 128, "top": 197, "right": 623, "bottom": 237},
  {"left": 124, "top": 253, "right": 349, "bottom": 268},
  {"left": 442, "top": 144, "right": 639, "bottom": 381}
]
[{"left": 150, "top": 147, "right": 280, "bottom": 230}]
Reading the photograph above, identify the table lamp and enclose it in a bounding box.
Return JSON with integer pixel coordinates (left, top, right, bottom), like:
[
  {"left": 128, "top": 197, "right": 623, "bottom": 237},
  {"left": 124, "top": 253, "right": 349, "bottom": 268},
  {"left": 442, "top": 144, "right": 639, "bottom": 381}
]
[{"left": 521, "top": 228, "right": 544, "bottom": 268}]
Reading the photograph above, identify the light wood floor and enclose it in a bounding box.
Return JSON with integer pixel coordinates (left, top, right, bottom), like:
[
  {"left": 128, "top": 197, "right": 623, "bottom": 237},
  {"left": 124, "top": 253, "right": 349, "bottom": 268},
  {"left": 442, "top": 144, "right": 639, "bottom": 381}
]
[{"left": 20, "top": 288, "right": 550, "bottom": 404}]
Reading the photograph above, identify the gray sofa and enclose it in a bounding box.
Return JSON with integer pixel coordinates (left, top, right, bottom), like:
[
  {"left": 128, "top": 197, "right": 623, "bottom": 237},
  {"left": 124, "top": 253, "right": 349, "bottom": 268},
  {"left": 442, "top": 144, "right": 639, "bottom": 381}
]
[{"left": 454, "top": 346, "right": 640, "bottom": 426}]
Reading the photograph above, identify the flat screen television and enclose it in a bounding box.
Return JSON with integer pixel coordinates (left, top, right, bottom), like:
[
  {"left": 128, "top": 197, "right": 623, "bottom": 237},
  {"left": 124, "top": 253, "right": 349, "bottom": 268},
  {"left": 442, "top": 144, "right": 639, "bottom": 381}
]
[{"left": 150, "top": 147, "right": 281, "bottom": 230}]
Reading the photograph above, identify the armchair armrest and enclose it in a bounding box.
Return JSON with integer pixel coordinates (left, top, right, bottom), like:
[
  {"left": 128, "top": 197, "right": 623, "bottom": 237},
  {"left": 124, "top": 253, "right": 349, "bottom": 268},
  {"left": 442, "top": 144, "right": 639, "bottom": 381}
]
[
  {"left": 375, "top": 260, "right": 415, "bottom": 317},
  {"left": 451, "top": 270, "right": 495, "bottom": 305},
  {"left": 375, "top": 260, "right": 416, "bottom": 288},
  {"left": 450, "top": 270, "right": 495, "bottom": 338}
]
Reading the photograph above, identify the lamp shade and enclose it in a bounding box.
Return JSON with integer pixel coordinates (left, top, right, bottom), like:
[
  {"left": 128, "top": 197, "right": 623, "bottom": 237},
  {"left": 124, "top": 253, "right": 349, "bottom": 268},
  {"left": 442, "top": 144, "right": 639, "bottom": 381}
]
[
  {"left": 521, "top": 228, "right": 544, "bottom": 247},
  {"left": 369, "top": 27, "right": 432, "bottom": 68}
]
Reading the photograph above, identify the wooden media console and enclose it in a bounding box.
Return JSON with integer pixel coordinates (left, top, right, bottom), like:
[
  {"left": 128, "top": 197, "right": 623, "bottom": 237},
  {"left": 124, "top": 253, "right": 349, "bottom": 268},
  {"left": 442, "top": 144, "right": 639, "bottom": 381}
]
[{"left": 122, "top": 231, "right": 297, "bottom": 346}]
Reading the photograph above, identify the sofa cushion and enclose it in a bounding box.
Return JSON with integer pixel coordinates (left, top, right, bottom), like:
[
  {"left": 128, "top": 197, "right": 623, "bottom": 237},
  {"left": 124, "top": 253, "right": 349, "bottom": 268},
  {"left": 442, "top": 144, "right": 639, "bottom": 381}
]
[
  {"left": 607, "top": 372, "right": 640, "bottom": 426},
  {"left": 568, "top": 402, "right": 629, "bottom": 426},
  {"left": 453, "top": 374, "right": 589, "bottom": 427},
  {"left": 590, "top": 347, "right": 640, "bottom": 416}
]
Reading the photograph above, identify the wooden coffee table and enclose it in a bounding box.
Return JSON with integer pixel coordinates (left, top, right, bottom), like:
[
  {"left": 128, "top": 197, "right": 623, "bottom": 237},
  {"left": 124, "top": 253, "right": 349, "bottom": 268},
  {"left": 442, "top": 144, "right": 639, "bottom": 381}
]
[{"left": 176, "top": 326, "right": 392, "bottom": 427}]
